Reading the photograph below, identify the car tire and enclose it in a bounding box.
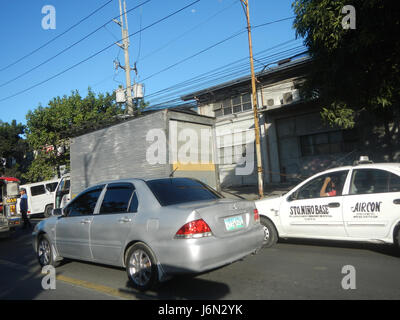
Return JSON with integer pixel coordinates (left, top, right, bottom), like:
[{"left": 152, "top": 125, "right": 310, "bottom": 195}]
[
  {"left": 37, "top": 235, "right": 59, "bottom": 268},
  {"left": 394, "top": 226, "right": 400, "bottom": 248},
  {"left": 125, "top": 242, "right": 158, "bottom": 291},
  {"left": 44, "top": 204, "right": 53, "bottom": 218},
  {"left": 260, "top": 216, "right": 278, "bottom": 248}
]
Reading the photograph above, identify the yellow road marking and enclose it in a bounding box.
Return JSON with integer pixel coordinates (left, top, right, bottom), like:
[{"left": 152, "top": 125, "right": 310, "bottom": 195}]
[{"left": 56, "top": 275, "right": 134, "bottom": 300}]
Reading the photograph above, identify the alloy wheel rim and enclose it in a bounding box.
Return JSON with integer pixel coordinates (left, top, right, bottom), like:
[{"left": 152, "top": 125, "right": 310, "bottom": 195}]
[
  {"left": 263, "top": 226, "right": 270, "bottom": 241},
  {"left": 38, "top": 239, "right": 51, "bottom": 265},
  {"left": 128, "top": 249, "right": 152, "bottom": 287}
]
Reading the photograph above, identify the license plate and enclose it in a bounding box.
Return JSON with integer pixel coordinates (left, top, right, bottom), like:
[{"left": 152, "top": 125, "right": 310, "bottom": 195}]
[{"left": 224, "top": 216, "right": 244, "bottom": 231}]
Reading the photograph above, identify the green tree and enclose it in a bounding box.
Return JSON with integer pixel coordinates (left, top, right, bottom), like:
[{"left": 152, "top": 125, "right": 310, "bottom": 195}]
[
  {"left": 24, "top": 88, "right": 123, "bottom": 182},
  {"left": 0, "top": 120, "right": 29, "bottom": 179},
  {"left": 293, "top": 0, "right": 400, "bottom": 159}
]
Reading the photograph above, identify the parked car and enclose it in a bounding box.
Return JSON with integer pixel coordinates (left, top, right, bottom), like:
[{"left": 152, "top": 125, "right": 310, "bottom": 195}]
[
  {"left": 33, "top": 177, "right": 264, "bottom": 290},
  {"left": 18, "top": 179, "right": 60, "bottom": 217},
  {"left": 256, "top": 157, "right": 400, "bottom": 248}
]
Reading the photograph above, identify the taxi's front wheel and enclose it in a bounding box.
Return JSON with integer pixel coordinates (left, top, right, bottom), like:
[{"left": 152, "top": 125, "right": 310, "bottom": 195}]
[
  {"left": 260, "top": 216, "right": 278, "bottom": 248},
  {"left": 394, "top": 227, "right": 400, "bottom": 248}
]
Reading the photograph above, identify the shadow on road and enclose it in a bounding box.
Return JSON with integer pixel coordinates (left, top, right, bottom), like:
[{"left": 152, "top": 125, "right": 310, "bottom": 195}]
[
  {"left": 278, "top": 238, "right": 400, "bottom": 258},
  {"left": 119, "top": 274, "right": 230, "bottom": 300}
]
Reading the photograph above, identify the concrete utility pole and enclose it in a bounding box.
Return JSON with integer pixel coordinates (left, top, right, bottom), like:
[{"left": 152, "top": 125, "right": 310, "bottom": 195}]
[
  {"left": 114, "top": 0, "right": 135, "bottom": 115},
  {"left": 240, "top": 0, "right": 264, "bottom": 199}
]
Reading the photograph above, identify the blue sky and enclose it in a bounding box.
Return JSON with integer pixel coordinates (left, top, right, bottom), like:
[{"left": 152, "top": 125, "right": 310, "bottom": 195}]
[{"left": 0, "top": 0, "right": 305, "bottom": 125}]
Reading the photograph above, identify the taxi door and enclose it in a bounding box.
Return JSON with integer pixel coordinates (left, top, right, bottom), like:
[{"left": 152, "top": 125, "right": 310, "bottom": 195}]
[
  {"left": 280, "top": 170, "right": 349, "bottom": 238},
  {"left": 343, "top": 168, "right": 400, "bottom": 240}
]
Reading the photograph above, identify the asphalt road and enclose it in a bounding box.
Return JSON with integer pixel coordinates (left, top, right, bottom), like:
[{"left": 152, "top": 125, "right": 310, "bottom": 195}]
[{"left": 1, "top": 218, "right": 400, "bottom": 300}]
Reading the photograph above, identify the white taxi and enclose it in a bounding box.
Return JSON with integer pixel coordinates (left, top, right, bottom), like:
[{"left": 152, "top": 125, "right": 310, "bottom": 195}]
[{"left": 256, "top": 157, "right": 400, "bottom": 248}]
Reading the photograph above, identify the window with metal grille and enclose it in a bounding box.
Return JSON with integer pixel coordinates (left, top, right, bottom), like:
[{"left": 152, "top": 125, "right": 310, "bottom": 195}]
[{"left": 215, "top": 93, "right": 252, "bottom": 117}]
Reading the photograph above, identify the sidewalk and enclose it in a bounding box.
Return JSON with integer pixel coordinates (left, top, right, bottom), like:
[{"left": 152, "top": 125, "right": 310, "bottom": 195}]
[{"left": 221, "top": 183, "right": 295, "bottom": 201}]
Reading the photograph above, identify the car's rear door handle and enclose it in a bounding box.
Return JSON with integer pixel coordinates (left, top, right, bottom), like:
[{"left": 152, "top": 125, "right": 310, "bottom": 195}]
[
  {"left": 328, "top": 202, "right": 340, "bottom": 208},
  {"left": 118, "top": 217, "right": 132, "bottom": 223},
  {"left": 394, "top": 199, "right": 400, "bottom": 205},
  {"left": 80, "top": 218, "right": 92, "bottom": 224}
]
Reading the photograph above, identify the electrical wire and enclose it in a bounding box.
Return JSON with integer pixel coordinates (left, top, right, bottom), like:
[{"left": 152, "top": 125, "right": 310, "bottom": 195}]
[
  {"left": 0, "top": 0, "right": 114, "bottom": 73},
  {"left": 145, "top": 40, "right": 301, "bottom": 99},
  {"left": 144, "top": 39, "right": 304, "bottom": 101},
  {"left": 0, "top": 0, "right": 152, "bottom": 89},
  {"left": 138, "top": 0, "right": 238, "bottom": 63},
  {"left": 141, "top": 16, "right": 298, "bottom": 83},
  {"left": 0, "top": 0, "right": 201, "bottom": 103},
  {"left": 145, "top": 46, "right": 308, "bottom": 107}
]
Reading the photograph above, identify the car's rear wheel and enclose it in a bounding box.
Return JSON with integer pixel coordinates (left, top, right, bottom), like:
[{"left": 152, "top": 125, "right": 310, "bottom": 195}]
[
  {"left": 260, "top": 216, "right": 278, "bottom": 248},
  {"left": 125, "top": 242, "right": 158, "bottom": 291},
  {"left": 37, "top": 235, "right": 59, "bottom": 267},
  {"left": 44, "top": 204, "right": 53, "bottom": 218}
]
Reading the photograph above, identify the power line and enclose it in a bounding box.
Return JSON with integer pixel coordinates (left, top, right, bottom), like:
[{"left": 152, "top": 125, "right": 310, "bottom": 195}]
[
  {"left": 144, "top": 39, "right": 303, "bottom": 100},
  {"left": 0, "top": 0, "right": 152, "bottom": 89},
  {"left": 145, "top": 39, "right": 301, "bottom": 99},
  {"left": 145, "top": 45, "right": 307, "bottom": 106},
  {"left": 0, "top": 0, "right": 201, "bottom": 103},
  {"left": 147, "top": 51, "right": 308, "bottom": 108},
  {"left": 141, "top": 16, "right": 298, "bottom": 83},
  {"left": 141, "top": 29, "right": 246, "bottom": 82},
  {"left": 0, "top": 0, "right": 114, "bottom": 73},
  {"left": 138, "top": 0, "right": 239, "bottom": 64}
]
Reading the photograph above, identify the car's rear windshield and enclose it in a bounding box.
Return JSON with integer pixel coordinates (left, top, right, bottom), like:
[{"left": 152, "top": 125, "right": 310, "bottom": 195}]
[{"left": 146, "top": 178, "right": 222, "bottom": 206}]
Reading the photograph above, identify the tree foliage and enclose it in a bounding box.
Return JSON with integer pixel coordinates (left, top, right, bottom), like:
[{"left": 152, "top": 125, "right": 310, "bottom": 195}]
[
  {"left": 24, "top": 88, "right": 123, "bottom": 182},
  {"left": 293, "top": 0, "right": 400, "bottom": 158},
  {"left": 0, "top": 120, "right": 28, "bottom": 179}
]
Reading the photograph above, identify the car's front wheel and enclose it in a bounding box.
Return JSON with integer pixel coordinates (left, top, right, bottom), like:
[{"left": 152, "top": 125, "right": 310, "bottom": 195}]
[
  {"left": 394, "top": 226, "right": 400, "bottom": 249},
  {"left": 125, "top": 242, "right": 158, "bottom": 291},
  {"left": 260, "top": 216, "right": 278, "bottom": 248},
  {"left": 37, "top": 235, "right": 59, "bottom": 267}
]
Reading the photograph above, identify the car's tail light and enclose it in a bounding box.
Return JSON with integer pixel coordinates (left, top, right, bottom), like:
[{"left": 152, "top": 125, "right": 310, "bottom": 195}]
[
  {"left": 254, "top": 209, "right": 260, "bottom": 222},
  {"left": 175, "top": 219, "right": 212, "bottom": 239}
]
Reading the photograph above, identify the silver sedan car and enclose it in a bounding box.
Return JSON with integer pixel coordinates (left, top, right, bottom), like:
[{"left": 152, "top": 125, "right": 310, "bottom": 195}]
[{"left": 33, "top": 177, "right": 264, "bottom": 290}]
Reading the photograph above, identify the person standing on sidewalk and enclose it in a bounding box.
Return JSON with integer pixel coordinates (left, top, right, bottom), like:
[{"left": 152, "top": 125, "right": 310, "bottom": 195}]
[{"left": 19, "top": 188, "right": 32, "bottom": 230}]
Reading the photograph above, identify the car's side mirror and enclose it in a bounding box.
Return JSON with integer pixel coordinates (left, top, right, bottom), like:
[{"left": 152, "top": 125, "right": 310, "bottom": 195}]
[{"left": 52, "top": 208, "right": 63, "bottom": 216}]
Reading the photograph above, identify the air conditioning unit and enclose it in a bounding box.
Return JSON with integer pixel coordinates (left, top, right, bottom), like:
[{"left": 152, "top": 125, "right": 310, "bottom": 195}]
[
  {"left": 267, "top": 98, "right": 275, "bottom": 107},
  {"left": 283, "top": 92, "right": 293, "bottom": 104}
]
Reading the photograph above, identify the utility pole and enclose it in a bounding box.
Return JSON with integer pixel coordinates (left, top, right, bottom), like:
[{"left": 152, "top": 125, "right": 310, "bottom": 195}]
[
  {"left": 114, "top": 0, "right": 134, "bottom": 116},
  {"left": 240, "top": 0, "right": 264, "bottom": 199}
]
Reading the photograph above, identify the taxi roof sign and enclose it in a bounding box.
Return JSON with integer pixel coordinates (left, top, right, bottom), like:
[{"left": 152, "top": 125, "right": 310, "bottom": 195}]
[{"left": 353, "top": 156, "right": 374, "bottom": 166}]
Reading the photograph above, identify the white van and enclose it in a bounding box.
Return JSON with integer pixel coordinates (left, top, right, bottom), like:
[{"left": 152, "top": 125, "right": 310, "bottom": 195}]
[{"left": 18, "top": 179, "right": 60, "bottom": 217}]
